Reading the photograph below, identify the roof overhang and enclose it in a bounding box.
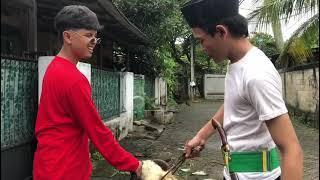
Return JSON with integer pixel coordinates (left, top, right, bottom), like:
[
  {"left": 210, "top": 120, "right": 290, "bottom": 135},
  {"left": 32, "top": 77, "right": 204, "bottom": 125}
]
[{"left": 36, "top": 0, "right": 148, "bottom": 46}]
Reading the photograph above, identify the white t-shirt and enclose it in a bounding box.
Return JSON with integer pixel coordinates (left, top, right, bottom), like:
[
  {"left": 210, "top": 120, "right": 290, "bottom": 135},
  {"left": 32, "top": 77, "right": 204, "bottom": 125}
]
[{"left": 223, "top": 47, "right": 288, "bottom": 180}]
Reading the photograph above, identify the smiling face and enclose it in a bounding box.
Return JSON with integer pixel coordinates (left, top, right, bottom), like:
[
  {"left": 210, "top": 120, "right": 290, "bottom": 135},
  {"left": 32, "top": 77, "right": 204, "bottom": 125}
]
[
  {"left": 192, "top": 26, "right": 229, "bottom": 63},
  {"left": 63, "top": 29, "right": 100, "bottom": 59}
]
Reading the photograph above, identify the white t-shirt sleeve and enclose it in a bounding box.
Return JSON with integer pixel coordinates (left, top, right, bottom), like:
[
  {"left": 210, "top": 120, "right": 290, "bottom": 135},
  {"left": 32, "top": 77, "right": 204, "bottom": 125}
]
[{"left": 245, "top": 73, "right": 288, "bottom": 121}]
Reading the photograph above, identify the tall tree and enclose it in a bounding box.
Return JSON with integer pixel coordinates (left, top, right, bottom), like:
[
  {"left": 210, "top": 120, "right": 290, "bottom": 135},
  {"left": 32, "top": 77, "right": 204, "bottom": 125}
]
[
  {"left": 113, "top": 0, "right": 191, "bottom": 98},
  {"left": 249, "top": 0, "right": 285, "bottom": 50},
  {"left": 114, "top": 0, "right": 229, "bottom": 99},
  {"left": 249, "top": 0, "right": 319, "bottom": 66}
]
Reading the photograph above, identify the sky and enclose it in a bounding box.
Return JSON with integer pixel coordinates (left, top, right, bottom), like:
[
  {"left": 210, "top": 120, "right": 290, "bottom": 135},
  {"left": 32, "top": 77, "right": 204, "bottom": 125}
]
[{"left": 239, "top": 0, "right": 314, "bottom": 40}]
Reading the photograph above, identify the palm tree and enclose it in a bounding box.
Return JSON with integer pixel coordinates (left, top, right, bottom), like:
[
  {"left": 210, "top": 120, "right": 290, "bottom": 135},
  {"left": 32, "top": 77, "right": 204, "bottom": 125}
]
[
  {"left": 248, "top": 0, "right": 319, "bottom": 66},
  {"left": 249, "top": 0, "right": 285, "bottom": 50},
  {"left": 279, "top": 13, "right": 319, "bottom": 66}
]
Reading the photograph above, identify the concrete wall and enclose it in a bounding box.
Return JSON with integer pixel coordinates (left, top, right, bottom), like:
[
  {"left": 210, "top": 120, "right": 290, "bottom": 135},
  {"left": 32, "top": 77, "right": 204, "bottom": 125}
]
[
  {"left": 106, "top": 72, "right": 134, "bottom": 140},
  {"left": 155, "top": 78, "right": 160, "bottom": 105},
  {"left": 280, "top": 67, "right": 319, "bottom": 113},
  {"left": 203, "top": 68, "right": 319, "bottom": 112},
  {"left": 76, "top": 62, "right": 91, "bottom": 84},
  {"left": 38, "top": 56, "right": 54, "bottom": 102},
  {"left": 203, "top": 74, "right": 225, "bottom": 100},
  {"left": 159, "top": 78, "right": 167, "bottom": 105},
  {"left": 155, "top": 77, "right": 167, "bottom": 106}
]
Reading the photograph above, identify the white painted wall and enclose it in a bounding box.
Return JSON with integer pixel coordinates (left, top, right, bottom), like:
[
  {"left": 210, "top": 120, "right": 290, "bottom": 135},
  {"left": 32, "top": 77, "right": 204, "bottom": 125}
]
[
  {"left": 155, "top": 77, "right": 160, "bottom": 105},
  {"left": 159, "top": 78, "right": 167, "bottom": 105},
  {"left": 154, "top": 77, "right": 168, "bottom": 106},
  {"left": 76, "top": 62, "right": 91, "bottom": 84},
  {"left": 203, "top": 74, "right": 225, "bottom": 100},
  {"left": 38, "top": 56, "right": 54, "bottom": 103}
]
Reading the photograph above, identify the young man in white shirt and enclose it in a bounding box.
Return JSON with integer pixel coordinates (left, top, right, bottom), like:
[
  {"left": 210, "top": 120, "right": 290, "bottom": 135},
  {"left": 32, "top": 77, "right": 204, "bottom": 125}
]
[{"left": 181, "top": 0, "right": 303, "bottom": 179}]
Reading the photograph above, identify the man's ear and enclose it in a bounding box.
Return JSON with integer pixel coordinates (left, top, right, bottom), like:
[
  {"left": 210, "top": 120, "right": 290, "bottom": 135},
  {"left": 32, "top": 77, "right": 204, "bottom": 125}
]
[
  {"left": 215, "top": 25, "right": 228, "bottom": 38},
  {"left": 63, "top": 31, "right": 72, "bottom": 45}
]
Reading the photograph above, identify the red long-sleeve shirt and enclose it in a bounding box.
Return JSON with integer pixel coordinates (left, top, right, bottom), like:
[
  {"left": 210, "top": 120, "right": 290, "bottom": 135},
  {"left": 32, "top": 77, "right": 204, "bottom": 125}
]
[{"left": 33, "top": 56, "right": 139, "bottom": 180}]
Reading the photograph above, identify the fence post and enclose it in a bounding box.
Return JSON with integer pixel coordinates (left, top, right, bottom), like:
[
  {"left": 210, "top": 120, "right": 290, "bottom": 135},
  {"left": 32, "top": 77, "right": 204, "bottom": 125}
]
[
  {"left": 123, "top": 72, "right": 134, "bottom": 131},
  {"left": 38, "top": 56, "right": 54, "bottom": 103}
]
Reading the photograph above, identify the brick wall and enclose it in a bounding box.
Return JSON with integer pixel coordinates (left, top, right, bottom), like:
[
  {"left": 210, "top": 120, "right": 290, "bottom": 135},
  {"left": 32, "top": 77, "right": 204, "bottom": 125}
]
[
  {"left": 279, "top": 66, "right": 319, "bottom": 128},
  {"left": 280, "top": 67, "right": 319, "bottom": 112}
]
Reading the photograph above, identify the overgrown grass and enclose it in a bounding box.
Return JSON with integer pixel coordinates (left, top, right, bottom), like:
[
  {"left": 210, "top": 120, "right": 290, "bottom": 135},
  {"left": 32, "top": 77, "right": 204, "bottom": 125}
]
[{"left": 167, "top": 97, "right": 178, "bottom": 109}]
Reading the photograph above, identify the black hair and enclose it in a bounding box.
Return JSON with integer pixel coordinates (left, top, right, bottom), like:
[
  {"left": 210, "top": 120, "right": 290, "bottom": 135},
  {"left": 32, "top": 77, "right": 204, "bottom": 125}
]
[
  {"left": 207, "top": 14, "right": 249, "bottom": 38},
  {"left": 54, "top": 5, "right": 103, "bottom": 43},
  {"left": 181, "top": 0, "right": 248, "bottom": 38}
]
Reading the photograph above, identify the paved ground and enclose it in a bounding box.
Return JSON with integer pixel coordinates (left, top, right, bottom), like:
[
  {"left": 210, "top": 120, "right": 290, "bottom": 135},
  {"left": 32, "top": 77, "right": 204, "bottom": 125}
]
[{"left": 92, "top": 100, "right": 319, "bottom": 180}]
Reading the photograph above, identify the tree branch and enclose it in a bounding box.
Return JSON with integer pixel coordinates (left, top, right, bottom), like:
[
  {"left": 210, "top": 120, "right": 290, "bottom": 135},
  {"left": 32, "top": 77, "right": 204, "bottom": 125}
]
[{"left": 169, "top": 39, "right": 186, "bottom": 65}]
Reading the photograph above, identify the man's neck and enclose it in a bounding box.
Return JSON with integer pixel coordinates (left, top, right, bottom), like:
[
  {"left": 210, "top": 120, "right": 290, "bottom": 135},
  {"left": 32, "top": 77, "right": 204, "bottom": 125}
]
[
  {"left": 228, "top": 38, "right": 253, "bottom": 64},
  {"left": 57, "top": 47, "right": 79, "bottom": 65}
]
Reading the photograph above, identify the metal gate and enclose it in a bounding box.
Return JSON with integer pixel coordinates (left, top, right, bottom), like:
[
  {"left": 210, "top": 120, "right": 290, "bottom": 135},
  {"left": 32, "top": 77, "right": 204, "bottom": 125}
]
[
  {"left": 203, "top": 74, "right": 225, "bottom": 100},
  {"left": 1, "top": 57, "right": 38, "bottom": 180},
  {"left": 91, "top": 68, "right": 121, "bottom": 121}
]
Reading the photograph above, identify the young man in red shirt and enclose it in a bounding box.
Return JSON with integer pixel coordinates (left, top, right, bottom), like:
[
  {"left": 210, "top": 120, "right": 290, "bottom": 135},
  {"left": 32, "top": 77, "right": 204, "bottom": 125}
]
[{"left": 33, "top": 5, "right": 142, "bottom": 179}]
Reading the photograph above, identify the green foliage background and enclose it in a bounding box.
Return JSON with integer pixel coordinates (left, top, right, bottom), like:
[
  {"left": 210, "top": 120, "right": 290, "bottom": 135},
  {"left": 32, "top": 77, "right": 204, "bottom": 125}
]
[
  {"left": 113, "top": 0, "right": 229, "bottom": 99},
  {"left": 250, "top": 32, "right": 279, "bottom": 59}
]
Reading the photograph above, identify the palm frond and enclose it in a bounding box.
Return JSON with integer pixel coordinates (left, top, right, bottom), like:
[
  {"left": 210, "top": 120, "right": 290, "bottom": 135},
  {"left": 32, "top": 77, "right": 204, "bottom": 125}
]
[
  {"left": 248, "top": 0, "right": 285, "bottom": 49},
  {"left": 278, "top": 13, "right": 319, "bottom": 66},
  {"left": 248, "top": 0, "right": 286, "bottom": 29},
  {"left": 292, "top": 0, "right": 319, "bottom": 16},
  {"left": 282, "top": 0, "right": 319, "bottom": 22},
  {"left": 249, "top": 0, "right": 319, "bottom": 27}
]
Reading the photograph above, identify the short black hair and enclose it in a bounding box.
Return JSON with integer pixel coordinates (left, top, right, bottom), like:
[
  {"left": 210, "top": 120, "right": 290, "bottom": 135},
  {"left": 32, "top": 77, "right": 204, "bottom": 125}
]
[
  {"left": 207, "top": 14, "right": 249, "bottom": 38},
  {"left": 181, "top": 0, "right": 248, "bottom": 38},
  {"left": 54, "top": 5, "right": 103, "bottom": 42}
]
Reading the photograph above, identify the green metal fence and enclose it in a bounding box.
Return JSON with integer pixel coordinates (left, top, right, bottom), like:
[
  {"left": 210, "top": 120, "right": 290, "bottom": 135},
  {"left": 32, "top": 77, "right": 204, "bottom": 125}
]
[
  {"left": 91, "top": 68, "right": 121, "bottom": 121},
  {"left": 144, "top": 76, "right": 155, "bottom": 98},
  {"left": 133, "top": 75, "right": 145, "bottom": 120},
  {"left": 1, "top": 58, "right": 38, "bottom": 150}
]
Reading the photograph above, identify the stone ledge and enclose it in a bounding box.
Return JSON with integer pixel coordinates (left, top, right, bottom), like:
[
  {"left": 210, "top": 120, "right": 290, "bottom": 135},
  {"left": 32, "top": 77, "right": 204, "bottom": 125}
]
[{"left": 144, "top": 109, "right": 174, "bottom": 125}]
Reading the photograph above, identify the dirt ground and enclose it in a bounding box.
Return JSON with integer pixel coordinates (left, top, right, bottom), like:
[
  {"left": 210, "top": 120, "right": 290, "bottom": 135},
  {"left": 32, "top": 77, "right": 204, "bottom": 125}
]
[{"left": 92, "top": 100, "right": 319, "bottom": 180}]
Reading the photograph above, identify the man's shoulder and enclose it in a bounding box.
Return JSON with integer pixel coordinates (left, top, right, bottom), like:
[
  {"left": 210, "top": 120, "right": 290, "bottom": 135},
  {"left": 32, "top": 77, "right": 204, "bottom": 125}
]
[
  {"left": 45, "top": 59, "right": 85, "bottom": 88},
  {"left": 248, "top": 48, "right": 272, "bottom": 65},
  {"left": 244, "top": 49, "right": 278, "bottom": 77}
]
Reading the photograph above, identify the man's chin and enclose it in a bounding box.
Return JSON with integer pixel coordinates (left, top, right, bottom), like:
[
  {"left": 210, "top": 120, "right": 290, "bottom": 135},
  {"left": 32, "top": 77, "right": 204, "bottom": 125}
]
[{"left": 82, "top": 54, "right": 92, "bottom": 60}]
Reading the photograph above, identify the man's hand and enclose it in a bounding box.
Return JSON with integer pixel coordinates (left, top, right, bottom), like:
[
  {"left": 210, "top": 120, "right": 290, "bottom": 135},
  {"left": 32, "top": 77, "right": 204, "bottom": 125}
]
[
  {"left": 184, "top": 136, "right": 206, "bottom": 158},
  {"left": 184, "top": 104, "right": 224, "bottom": 159}
]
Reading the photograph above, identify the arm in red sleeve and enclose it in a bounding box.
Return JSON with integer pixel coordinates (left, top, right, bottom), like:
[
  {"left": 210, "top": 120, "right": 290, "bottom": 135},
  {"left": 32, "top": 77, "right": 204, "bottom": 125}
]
[{"left": 66, "top": 79, "right": 139, "bottom": 172}]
